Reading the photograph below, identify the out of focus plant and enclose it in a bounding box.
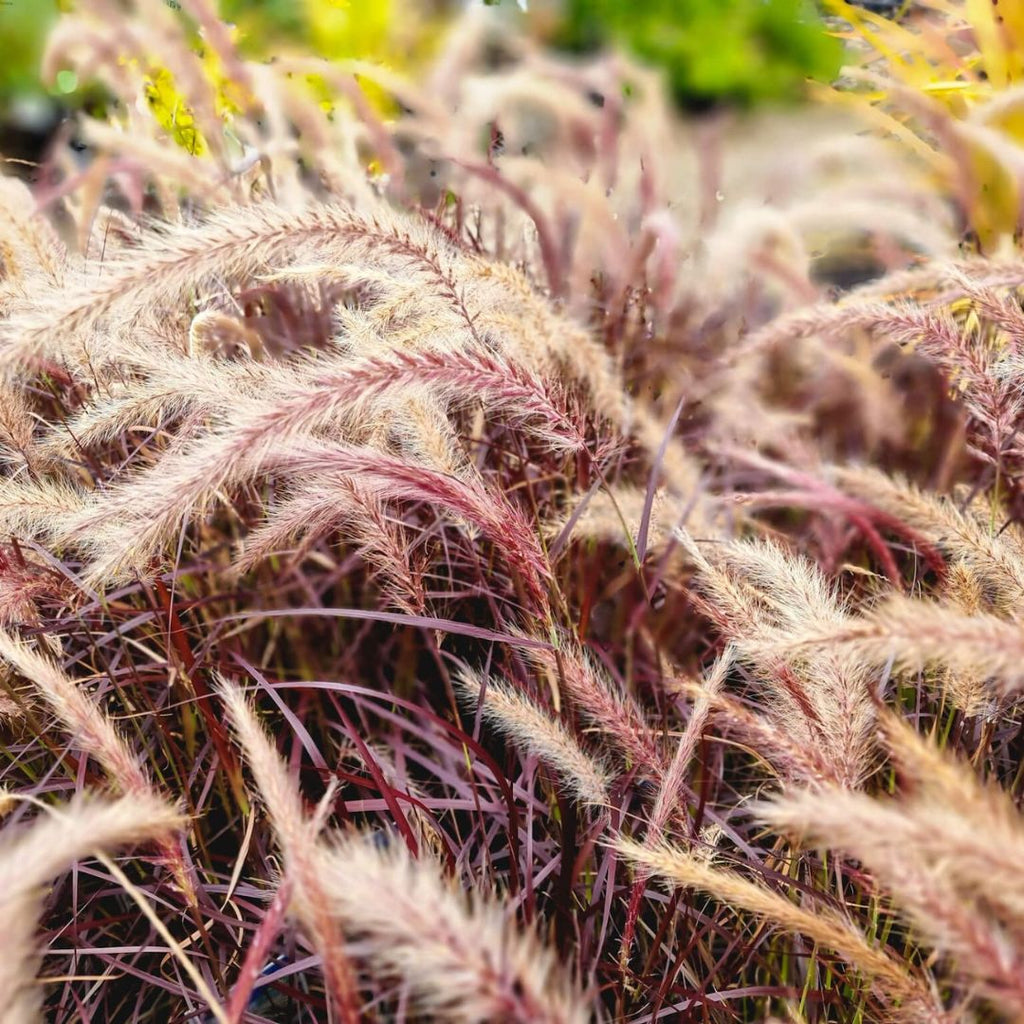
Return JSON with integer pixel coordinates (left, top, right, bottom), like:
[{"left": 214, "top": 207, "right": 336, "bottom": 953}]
[
  {"left": 219, "top": 0, "right": 445, "bottom": 66},
  {"left": 0, "top": 0, "right": 59, "bottom": 110},
  {"left": 552, "top": 0, "right": 844, "bottom": 107},
  {"left": 137, "top": 0, "right": 447, "bottom": 156},
  {"left": 826, "top": 0, "right": 1024, "bottom": 251}
]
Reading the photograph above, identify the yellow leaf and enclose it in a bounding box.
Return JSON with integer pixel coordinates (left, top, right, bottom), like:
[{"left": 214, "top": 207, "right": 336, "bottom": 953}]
[
  {"left": 966, "top": 0, "right": 1010, "bottom": 87},
  {"left": 823, "top": 0, "right": 934, "bottom": 88},
  {"left": 953, "top": 121, "right": 1021, "bottom": 250}
]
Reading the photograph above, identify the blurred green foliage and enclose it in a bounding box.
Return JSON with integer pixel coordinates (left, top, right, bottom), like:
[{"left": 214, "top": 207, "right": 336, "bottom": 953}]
[
  {"left": 217, "top": 0, "right": 308, "bottom": 51},
  {"left": 0, "top": 0, "right": 59, "bottom": 109},
  {"left": 556, "top": 0, "right": 844, "bottom": 108}
]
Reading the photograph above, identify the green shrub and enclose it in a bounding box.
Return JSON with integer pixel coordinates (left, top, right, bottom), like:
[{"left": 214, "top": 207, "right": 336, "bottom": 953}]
[
  {"left": 556, "top": 0, "right": 843, "bottom": 106},
  {"left": 0, "top": 0, "right": 59, "bottom": 108}
]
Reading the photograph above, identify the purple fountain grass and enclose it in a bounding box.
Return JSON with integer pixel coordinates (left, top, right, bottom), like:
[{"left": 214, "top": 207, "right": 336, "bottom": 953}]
[
  {"left": 317, "top": 832, "right": 591, "bottom": 1024},
  {"left": 760, "top": 716, "right": 1024, "bottom": 1020},
  {"left": 613, "top": 834, "right": 946, "bottom": 1022},
  {"left": 0, "top": 793, "right": 182, "bottom": 1024},
  {"left": 4, "top": 1, "right": 1024, "bottom": 1020},
  {"left": 217, "top": 678, "right": 361, "bottom": 1024},
  {"left": 456, "top": 667, "right": 612, "bottom": 808},
  {"left": 0, "top": 632, "right": 195, "bottom": 899}
]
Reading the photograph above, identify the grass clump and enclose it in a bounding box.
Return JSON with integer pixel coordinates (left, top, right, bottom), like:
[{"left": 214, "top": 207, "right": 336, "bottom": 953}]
[{"left": 4, "top": 1, "right": 1024, "bottom": 1022}]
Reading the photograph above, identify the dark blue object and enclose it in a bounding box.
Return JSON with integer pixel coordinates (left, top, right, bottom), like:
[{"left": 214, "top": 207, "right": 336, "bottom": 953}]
[{"left": 199, "top": 955, "right": 292, "bottom": 1023}]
